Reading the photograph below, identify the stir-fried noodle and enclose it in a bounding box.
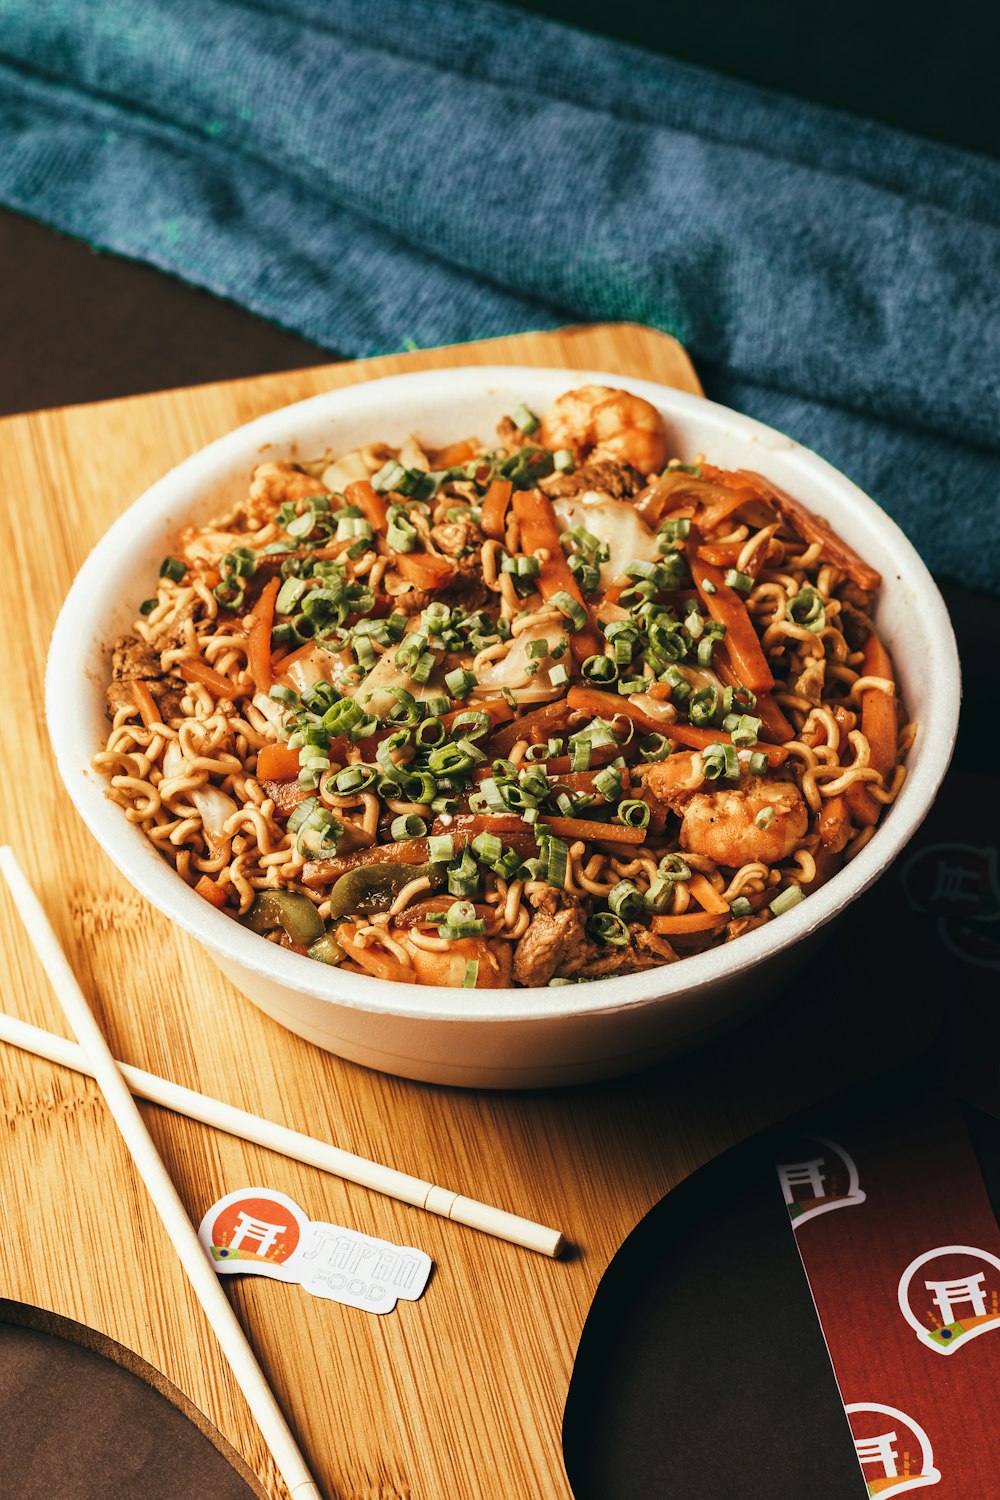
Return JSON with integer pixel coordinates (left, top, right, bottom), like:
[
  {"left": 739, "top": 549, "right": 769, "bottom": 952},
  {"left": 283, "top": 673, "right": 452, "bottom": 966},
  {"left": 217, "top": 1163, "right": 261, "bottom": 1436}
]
[{"left": 97, "top": 385, "right": 912, "bottom": 988}]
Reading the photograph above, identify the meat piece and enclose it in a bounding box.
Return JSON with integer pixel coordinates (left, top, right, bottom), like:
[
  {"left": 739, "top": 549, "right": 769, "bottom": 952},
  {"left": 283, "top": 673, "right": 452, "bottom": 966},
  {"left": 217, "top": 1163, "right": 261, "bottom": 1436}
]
[
  {"left": 111, "top": 636, "right": 162, "bottom": 681},
  {"left": 543, "top": 460, "right": 646, "bottom": 500},
  {"left": 839, "top": 600, "right": 873, "bottom": 652},
  {"left": 261, "top": 777, "right": 312, "bottom": 817},
  {"left": 430, "top": 518, "right": 484, "bottom": 558},
  {"left": 105, "top": 677, "right": 186, "bottom": 723},
  {"left": 513, "top": 904, "right": 589, "bottom": 987}
]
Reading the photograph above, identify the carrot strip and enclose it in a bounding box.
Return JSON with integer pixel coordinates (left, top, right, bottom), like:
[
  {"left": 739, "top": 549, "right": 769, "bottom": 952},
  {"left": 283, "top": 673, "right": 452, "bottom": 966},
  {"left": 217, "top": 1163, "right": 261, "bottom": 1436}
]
[
  {"left": 666, "top": 721, "right": 789, "bottom": 766},
  {"left": 687, "top": 537, "right": 774, "bottom": 693},
  {"left": 846, "top": 631, "right": 898, "bottom": 827},
  {"left": 713, "top": 650, "right": 795, "bottom": 743},
  {"left": 130, "top": 679, "right": 160, "bottom": 728},
  {"left": 178, "top": 657, "right": 242, "bottom": 698},
  {"left": 651, "top": 911, "right": 728, "bottom": 934},
  {"left": 511, "top": 490, "right": 602, "bottom": 662},
  {"left": 247, "top": 575, "right": 280, "bottom": 694},
  {"left": 439, "top": 699, "right": 514, "bottom": 734},
  {"left": 335, "top": 924, "right": 417, "bottom": 984},
  {"left": 486, "top": 700, "right": 580, "bottom": 759},
  {"left": 480, "top": 478, "right": 513, "bottom": 540},
  {"left": 819, "top": 794, "right": 851, "bottom": 853},
  {"left": 542, "top": 816, "right": 646, "bottom": 845},
  {"left": 344, "top": 479, "right": 389, "bottom": 534},
  {"left": 433, "top": 438, "right": 481, "bottom": 468},
  {"left": 256, "top": 743, "right": 302, "bottom": 781},
  {"left": 391, "top": 550, "right": 456, "bottom": 590},
  {"left": 194, "top": 874, "right": 229, "bottom": 910},
  {"left": 566, "top": 686, "right": 659, "bottom": 734},
  {"left": 736, "top": 470, "right": 882, "bottom": 592},
  {"left": 688, "top": 874, "right": 731, "bottom": 916}
]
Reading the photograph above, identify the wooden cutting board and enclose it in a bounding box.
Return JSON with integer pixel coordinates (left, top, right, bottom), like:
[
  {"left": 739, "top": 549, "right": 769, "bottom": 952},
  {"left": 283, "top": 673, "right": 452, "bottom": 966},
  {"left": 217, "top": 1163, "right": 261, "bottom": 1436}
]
[{"left": 0, "top": 323, "right": 934, "bottom": 1500}]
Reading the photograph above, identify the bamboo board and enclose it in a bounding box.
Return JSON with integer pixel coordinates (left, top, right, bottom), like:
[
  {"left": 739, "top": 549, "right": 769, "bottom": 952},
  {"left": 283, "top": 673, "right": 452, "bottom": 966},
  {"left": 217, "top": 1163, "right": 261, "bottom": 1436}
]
[{"left": 0, "top": 323, "right": 924, "bottom": 1500}]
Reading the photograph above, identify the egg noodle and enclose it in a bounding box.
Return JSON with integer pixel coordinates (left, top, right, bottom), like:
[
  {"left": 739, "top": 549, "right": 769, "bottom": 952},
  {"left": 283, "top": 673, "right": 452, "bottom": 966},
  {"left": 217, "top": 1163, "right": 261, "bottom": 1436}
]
[{"left": 96, "top": 386, "right": 912, "bottom": 989}]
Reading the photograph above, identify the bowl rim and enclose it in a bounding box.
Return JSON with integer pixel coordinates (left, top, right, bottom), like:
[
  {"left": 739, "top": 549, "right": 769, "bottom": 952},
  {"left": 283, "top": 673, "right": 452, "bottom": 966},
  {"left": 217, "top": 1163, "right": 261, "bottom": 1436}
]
[{"left": 46, "top": 364, "right": 961, "bottom": 1024}]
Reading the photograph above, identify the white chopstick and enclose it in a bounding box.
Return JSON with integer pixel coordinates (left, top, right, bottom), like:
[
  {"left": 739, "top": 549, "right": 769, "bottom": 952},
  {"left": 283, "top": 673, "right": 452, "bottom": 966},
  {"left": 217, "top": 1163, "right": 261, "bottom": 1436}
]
[
  {"left": 0, "top": 1009, "right": 564, "bottom": 1257},
  {"left": 0, "top": 847, "right": 323, "bottom": 1500}
]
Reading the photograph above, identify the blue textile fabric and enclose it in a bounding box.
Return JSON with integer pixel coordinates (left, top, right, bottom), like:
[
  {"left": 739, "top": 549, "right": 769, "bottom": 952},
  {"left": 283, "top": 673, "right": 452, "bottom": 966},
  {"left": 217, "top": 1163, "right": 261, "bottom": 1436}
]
[{"left": 0, "top": 0, "right": 997, "bottom": 587}]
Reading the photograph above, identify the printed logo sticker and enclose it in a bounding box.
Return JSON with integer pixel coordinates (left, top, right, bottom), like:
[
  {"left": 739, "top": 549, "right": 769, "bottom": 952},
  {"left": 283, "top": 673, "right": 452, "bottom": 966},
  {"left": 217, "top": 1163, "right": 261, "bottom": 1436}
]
[
  {"left": 198, "top": 1188, "right": 432, "bottom": 1314},
  {"left": 776, "top": 1135, "right": 866, "bottom": 1230},
  {"left": 846, "top": 1403, "right": 941, "bottom": 1495},
  {"left": 898, "top": 1244, "right": 1000, "bottom": 1355},
  {"left": 900, "top": 842, "right": 1000, "bottom": 971}
]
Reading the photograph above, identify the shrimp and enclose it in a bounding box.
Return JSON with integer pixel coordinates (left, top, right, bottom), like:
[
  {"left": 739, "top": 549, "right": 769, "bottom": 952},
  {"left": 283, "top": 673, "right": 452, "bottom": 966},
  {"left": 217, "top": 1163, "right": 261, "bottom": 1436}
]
[
  {"left": 680, "top": 776, "right": 808, "bottom": 867},
  {"left": 539, "top": 385, "right": 668, "bottom": 475},
  {"left": 246, "top": 462, "right": 330, "bottom": 527}
]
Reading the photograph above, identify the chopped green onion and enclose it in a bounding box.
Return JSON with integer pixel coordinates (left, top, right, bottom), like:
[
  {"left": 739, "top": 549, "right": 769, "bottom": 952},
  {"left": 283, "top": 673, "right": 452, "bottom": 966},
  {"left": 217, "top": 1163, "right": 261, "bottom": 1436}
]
[
  {"left": 748, "top": 751, "right": 769, "bottom": 776},
  {"left": 391, "top": 813, "right": 427, "bottom": 840},
  {"left": 701, "top": 579, "right": 718, "bottom": 596},
  {"left": 553, "top": 448, "right": 575, "bottom": 472},
  {"left": 462, "top": 959, "right": 480, "bottom": 988},
  {"left": 548, "top": 590, "right": 587, "bottom": 632},
  {"left": 688, "top": 687, "right": 719, "bottom": 727},
  {"left": 508, "top": 402, "right": 540, "bottom": 436},
  {"left": 754, "top": 807, "right": 776, "bottom": 830},
  {"left": 724, "top": 568, "right": 754, "bottom": 595},
  {"left": 769, "top": 884, "right": 805, "bottom": 916},
  {"left": 371, "top": 459, "right": 407, "bottom": 493},
  {"left": 428, "top": 834, "right": 455, "bottom": 863},
  {"left": 543, "top": 836, "right": 569, "bottom": 888},
  {"left": 447, "top": 849, "right": 479, "bottom": 899},
  {"left": 788, "top": 587, "right": 826, "bottom": 633},
  {"left": 702, "top": 742, "right": 740, "bottom": 781},
  {"left": 608, "top": 880, "right": 643, "bottom": 921},
  {"left": 587, "top": 911, "right": 630, "bottom": 946},
  {"left": 549, "top": 664, "right": 569, "bottom": 688},
  {"left": 582, "top": 655, "right": 618, "bottom": 683},
  {"left": 445, "top": 667, "right": 477, "bottom": 699},
  {"left": 617, "top": 799, "right": 651, "bottom": 828},
  {"left": 638, "top": 733, "right": 674, "bottom": 762},
  {"left": 138, "top": 597, "right": 158, "bottom": 616},
  {"left": 729, "top": 896, "right": 753, "bottom": 918},
  {"left": 159, "top": 556, "right": 186, "bottom": 583}
]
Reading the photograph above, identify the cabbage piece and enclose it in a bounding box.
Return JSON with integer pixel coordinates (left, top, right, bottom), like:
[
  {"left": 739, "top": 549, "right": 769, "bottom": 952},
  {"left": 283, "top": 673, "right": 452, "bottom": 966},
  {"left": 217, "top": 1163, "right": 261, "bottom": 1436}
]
[{"left": 551, "top": 490, "right": 659, "bottom": 587}]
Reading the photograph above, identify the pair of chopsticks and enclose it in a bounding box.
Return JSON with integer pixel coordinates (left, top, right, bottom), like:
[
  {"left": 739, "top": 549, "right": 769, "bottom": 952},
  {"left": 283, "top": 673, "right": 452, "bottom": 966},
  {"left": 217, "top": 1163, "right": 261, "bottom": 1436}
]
[{"left": 0, "top": 848, "right": 565, "bottom": 1500}]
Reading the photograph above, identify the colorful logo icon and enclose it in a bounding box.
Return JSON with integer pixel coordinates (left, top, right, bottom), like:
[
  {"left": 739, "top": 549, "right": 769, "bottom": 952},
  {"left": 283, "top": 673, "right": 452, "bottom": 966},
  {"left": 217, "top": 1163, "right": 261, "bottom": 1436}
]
[
  {"left": 846, "top": 1402, "right": 940, "bottom": 1495},
  {"left": 776, "top": 1135, "right": 866, "bottom": 1230},
  {"left": 898, "top": 1244, "right": 1000, "bottom": 1355}
]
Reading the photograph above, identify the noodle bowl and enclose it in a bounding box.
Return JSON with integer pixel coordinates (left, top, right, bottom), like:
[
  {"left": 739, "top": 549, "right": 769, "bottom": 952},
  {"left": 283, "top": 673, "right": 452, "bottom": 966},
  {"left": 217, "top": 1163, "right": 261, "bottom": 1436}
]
[{"left": 47, "top": 368, "right": 958, "bottom": 1085}]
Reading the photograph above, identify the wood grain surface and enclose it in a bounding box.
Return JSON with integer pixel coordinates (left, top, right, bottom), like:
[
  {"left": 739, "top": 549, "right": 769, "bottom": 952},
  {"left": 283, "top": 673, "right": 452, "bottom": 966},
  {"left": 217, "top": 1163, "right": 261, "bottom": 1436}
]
[{"left": 0, "top": 324, "right": 935, "bottom": 1500}]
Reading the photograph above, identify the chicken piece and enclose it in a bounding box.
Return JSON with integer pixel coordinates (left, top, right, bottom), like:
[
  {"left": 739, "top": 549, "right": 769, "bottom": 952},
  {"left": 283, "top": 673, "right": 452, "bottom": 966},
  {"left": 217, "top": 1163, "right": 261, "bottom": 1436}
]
[
  {"left": 513, "top": 904, "right": 589, "bottom": 987},
  {"left": 430, "top": 517, "right": 484, "bottom": 559},
  {"left": 111, "top": 636, "right": 162, "bottom": 681},
  {"left": 542, "top": 460, "right": 646, "bottom": 500}
]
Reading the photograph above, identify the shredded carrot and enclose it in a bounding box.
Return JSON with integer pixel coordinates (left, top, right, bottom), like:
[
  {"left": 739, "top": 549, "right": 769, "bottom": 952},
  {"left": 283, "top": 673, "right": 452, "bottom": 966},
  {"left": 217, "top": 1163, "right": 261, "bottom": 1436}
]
[
  {"left": 566, "top": 685, "right": 674, "bottom": 736},
  {"left": 542, "top": 815, "right": 646, "bottom": 845},
  {"left": 819, "top": 794, "right": 851, "bottom": 852},
  {"left": 666, "top": 721, "right": 788, "bottom": 766},
  {"left": 247, "top": 575, "right": 280, "bottom": 694},
  {"left": 846, "top": 630, "right": 898, "bottom": 826},
  {"left": 434, "top": 437, "right": 481, "bottom": 468},
  {"left": 177, "top": 657, "right": 242, "bottom": 698},
  {"left": 256, "top": 743, "right": 302, "bottom": 780},
  {"left": 194, "top": 874, "right": 229, "bottom": 910},
  {"left": 687, "top": 535, "right": 774, "bottom": 693},
  {"left": 480, "top": 478, "right": 513, "bottom": 540},
  {"left": 335, "top": 924, "right": 417, "bottom": 984},
  {"left": 511, "top": 490, "right": 602, "bottom": 662},
  {"left": 688, "top": 874, "right": 730, "bottom": 916},
  {"left": 486, "top": 700, "right": 579, "bottom": 759},
  {"left": 129, "top": 679, "right": 160, "bottom": 728},
  {"left": 713, "top": 652, "right": 795, "bottom": 743},
  {"left": 392, "top": 550, "right": 456, "bottom": 590},
  {"left": 651, "top": 911, "right": 728, "bottom": 934},
  {"left": 344, "top": 479, "right": 389, "bottom": 534}
]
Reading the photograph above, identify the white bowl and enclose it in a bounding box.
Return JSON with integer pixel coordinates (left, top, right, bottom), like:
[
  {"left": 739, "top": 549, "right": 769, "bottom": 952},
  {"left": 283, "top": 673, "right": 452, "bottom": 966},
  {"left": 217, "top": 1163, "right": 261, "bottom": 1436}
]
[{"left": 46, "top": 367, "right": 960, "bottom": 1088}]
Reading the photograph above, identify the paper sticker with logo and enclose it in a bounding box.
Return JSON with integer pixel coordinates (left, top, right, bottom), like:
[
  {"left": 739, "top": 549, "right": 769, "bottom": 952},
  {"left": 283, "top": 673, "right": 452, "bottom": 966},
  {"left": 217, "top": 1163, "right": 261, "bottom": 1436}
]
[
  {"left": 897, "top": 1244, "right": 1000, "bottom": 1355},
  {"left": 846, "top": 1403, "right": 941, "bottom": 1495},
  {"left": 776, "top": 1135, "right": 866, "bottom": 1230},
  {"left": 900, "top": 842, "right": 1000, "bottom": 971},
  {"left": 198, "top": 1188, "right": 431, "bottom": 1314}
]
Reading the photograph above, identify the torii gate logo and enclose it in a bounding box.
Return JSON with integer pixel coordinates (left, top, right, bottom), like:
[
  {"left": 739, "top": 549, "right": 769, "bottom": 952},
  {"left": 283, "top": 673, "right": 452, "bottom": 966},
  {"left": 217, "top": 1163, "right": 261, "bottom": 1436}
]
[
  {"left": 203, "top": 1188, "right": 306, "bottom": 1284},
  {"left": 846, "top": 1403, "right": 940, "bottom": 1495},
  {"left": 775, "top": 1135, "right": 866, "bottom": 1230},
  {"left": 898, "top": 1244, "right": 1000, "bottom": 1355}
]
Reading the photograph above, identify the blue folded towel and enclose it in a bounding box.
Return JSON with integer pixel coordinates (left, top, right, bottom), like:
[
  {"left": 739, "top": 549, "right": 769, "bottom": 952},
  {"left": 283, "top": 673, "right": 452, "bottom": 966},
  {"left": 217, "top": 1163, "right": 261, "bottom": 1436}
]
[{"left": 1, "top": 0, "right": 997, "bottom": 589}]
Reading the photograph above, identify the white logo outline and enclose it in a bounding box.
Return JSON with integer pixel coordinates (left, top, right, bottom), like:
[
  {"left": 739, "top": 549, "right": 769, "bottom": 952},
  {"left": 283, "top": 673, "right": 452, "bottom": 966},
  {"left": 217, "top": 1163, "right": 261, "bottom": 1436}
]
[
  {"left": 845, "top": 1402, "right": 941, "bottom": 1494},
  {"left": 776, "top": 1134, "right": 866, "bottom": 1231},
  {"left": 898, "top": 1244, "right": 1000, "bottom": 1356}
]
